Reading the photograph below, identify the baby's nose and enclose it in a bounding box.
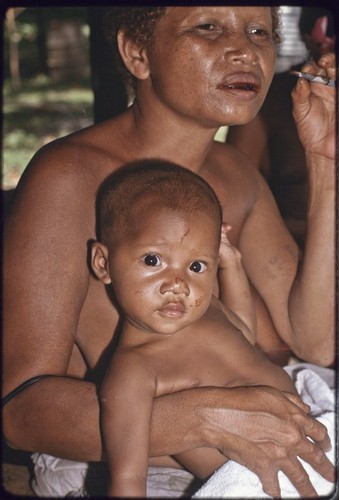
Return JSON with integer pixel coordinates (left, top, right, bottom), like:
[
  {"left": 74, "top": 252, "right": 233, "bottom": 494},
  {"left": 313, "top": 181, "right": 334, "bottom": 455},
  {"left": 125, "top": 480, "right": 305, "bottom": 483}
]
[{"left": 160, "top": 276, "right": 190, "bottom": 296}]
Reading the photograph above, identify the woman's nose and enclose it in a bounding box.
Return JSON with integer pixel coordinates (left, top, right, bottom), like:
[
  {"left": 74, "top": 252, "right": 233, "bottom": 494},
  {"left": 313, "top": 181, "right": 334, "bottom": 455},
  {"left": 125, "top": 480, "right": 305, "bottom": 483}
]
[
  {"left": 225, "top": 35, "right": 259, "bottom": 66},
  {"left": 160, "top": 275, "right": 190, "bottom": 296}
]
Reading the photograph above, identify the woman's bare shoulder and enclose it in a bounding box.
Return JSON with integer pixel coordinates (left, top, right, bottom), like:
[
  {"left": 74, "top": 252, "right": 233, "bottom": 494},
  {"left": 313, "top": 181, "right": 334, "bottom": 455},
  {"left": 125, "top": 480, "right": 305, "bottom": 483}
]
[
  {"left": 14, "top": 118, "right": 129, "bottom": 207},
  {"left": 209, "top": 139, "right": 266, "bottom": 184},
  {"left": 32, "top": 120, "right": 122, "bottom": 172}
]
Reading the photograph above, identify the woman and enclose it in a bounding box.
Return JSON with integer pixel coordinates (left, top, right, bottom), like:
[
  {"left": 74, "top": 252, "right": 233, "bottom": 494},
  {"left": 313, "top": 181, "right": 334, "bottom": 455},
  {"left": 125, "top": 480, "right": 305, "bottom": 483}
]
[{"left": 3, "top": 6, "right": 335, "bottom": 497}]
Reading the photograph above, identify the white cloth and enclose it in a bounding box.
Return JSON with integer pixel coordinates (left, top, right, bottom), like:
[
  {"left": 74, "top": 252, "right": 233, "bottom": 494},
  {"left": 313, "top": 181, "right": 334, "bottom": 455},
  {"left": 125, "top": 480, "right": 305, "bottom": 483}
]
[
  {"left": 31, "top": 453, "right": 89, "bottom": 497},
  {"left": 146, "top": 467, "right": 197, "bottom": 498},
  {"left": 31, "top": 364, "right": 336, "bottom": 498},
  {"left": 194, "top": 366, "right": 336, "bottom": 498},
  {"left": 31, "top": 455, "right": 196, "bottom": 497}
]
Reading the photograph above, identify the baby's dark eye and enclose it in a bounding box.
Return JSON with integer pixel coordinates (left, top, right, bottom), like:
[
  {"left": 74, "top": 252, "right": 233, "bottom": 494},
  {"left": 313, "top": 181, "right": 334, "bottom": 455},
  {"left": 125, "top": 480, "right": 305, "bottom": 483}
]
[
  {"left": 190, "top": 261, "right": 206, "bottom": 273},
  {"left": 143, "top": 254, "right": 161, "bottom": 267}
]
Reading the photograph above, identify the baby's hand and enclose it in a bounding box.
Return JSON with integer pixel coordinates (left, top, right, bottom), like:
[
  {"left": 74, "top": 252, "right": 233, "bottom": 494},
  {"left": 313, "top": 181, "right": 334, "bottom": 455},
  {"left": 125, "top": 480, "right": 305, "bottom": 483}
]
[{"left": 219, "top": 223, "right": 242, "bottom": 270}]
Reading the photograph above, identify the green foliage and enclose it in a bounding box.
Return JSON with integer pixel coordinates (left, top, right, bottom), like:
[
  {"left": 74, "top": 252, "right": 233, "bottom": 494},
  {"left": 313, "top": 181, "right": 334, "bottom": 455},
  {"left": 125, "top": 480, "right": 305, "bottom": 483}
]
[
  {"left": 3, "top": 7, "right": 89, "bottom": 78},
  {"left": 3, "top": 75, "right": 93, "bottom": 189},
  {"left": 3, "top": 7, "right": 93, "bottom": 189}
]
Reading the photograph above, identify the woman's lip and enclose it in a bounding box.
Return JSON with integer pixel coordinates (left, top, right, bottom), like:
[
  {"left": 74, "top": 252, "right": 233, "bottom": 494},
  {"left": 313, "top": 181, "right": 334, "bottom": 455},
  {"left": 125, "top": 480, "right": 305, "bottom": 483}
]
[
  {"left": 220, "top": 82, "right": 260, "bottom": 91},
  {"left": 218, "top": 73, "right": 262, "bottom": 93},
  {"left": 217, "top": 83, "right": 261, "bottom": 100}
]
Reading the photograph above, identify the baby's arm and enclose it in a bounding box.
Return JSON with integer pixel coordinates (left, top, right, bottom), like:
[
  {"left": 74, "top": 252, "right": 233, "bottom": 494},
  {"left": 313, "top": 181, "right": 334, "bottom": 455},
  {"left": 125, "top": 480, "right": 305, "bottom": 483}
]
[
  {"left": 218, "top": 224, "right": 256, "bottom": 343},
  {"left": 100, "top": 351, "right": 155, "bottom": 497}
]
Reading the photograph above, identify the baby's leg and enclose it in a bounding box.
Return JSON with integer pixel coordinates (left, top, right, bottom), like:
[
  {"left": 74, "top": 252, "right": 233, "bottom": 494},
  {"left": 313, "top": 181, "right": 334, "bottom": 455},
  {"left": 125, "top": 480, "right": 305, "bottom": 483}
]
[
  {"left": 174, "top": 448, "right": 227, "bottom": 479},
  {"left": 149, "top": 455, "right": 183, "bottom": 468}
]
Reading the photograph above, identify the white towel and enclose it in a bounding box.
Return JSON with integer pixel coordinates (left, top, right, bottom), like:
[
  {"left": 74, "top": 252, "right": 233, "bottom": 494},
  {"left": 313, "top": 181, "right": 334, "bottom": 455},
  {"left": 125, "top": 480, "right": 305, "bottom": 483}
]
[{"left": 194, "top": 366, "right": 336, "bottom": 498}]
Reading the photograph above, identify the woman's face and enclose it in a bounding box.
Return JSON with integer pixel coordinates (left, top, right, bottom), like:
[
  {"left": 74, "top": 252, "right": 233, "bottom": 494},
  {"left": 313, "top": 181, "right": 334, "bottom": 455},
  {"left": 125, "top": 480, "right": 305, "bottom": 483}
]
[{"left": 143, "top": 6, "right": 277, "bottom": 127}]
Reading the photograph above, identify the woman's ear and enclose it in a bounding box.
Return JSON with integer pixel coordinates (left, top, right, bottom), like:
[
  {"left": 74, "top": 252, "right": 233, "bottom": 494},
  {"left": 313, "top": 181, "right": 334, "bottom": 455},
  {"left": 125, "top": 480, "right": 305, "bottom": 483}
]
[
  {"left": 117, "top": 29, "right": 150, "bottom": 80},
  {"left": 91, "top": 242, "right": 112, "bottom": 284}
]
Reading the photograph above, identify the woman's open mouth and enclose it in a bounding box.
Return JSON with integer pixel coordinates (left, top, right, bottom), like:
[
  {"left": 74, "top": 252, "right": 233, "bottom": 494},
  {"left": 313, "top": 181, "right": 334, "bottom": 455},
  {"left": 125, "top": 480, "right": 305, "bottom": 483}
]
[
  {"left": 223, "top": 82, "right": 260, "bottom": 91},
  {"left": 218, "top": 73, "right": 262, "bottom": 95}
]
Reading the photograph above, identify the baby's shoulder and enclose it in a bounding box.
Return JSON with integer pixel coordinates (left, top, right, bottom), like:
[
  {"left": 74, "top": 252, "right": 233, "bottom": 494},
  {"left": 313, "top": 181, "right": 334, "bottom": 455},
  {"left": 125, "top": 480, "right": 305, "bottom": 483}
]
[
  {"left": 200, "top": 297, "right": 235, "bottom": 332},
  {"left": 200, "top": 297, "right": 250, "bottom": 343}
]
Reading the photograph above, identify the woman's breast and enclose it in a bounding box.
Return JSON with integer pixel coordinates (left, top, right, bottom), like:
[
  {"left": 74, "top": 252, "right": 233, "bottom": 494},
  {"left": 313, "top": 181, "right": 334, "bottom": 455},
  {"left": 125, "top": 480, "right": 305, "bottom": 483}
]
[{"left": 75, "top": 274, "right": 120, "bottom": 372}]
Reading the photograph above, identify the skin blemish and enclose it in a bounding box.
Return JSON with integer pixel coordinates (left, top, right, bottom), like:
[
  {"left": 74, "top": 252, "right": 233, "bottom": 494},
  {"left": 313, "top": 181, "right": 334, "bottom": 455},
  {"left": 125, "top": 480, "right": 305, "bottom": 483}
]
[
  {"left": 195, "top": 295, "right": 206, "bottom": 307},
  {"left": 181, "top": 227, "right": 190, "bottom": 243}
]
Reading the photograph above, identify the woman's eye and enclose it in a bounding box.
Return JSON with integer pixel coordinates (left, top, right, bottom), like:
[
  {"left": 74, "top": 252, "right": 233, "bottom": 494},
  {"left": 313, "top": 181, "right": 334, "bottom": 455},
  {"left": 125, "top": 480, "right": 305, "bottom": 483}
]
[
  {"left": 143, "top": 254, "right": 161, "bottom": 267},
  {"left": 249, "top": 27, "right": 272, "bottom": 39},
  {"left": 190, "top": 261, "right": 206, "bottom": 273},
  {"left": 197, "top": 23, "right": 216, "bottom": 31},
  {"left": 192, "top": 23, "right": 223, "bottom": 37}
]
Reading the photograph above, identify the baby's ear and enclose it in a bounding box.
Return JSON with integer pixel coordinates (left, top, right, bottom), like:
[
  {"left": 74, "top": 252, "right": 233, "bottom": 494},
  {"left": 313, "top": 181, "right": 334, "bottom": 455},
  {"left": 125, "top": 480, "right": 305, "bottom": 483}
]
[
  {"left": 117, "top": 29, "right": 150, "bottom": 80},
  {"left": 91, "top": 242, "right": 112, "bottom": 284}
]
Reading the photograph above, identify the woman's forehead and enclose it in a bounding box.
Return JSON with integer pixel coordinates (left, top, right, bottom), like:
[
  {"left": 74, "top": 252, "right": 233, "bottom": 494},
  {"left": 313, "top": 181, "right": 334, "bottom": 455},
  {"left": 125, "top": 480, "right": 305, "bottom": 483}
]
[{"left": 162, "top": 6, "right": 272, "bottom": 23}]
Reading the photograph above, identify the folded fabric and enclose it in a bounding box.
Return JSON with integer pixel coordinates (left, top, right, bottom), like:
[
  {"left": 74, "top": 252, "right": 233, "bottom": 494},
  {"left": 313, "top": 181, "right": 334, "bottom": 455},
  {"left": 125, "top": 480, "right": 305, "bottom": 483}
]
[
  {"left": 194, "top": 366, "right": 336, "bottom": 498},
  {"left": 31, "top": 453, "right": 89, "bottom": 497},
  {"left": 146, "top": 467, "right": 198, "bottom": 497}
]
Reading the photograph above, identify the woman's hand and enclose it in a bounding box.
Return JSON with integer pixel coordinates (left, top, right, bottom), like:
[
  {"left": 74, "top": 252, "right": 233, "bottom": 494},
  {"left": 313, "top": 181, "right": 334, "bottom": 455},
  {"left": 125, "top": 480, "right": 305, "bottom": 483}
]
[
  {"left": 292, "top": 52, "right": 336, "bottom": 160},
  {"left": 201, "top": 386, "right": 334, "bottom": 498}
]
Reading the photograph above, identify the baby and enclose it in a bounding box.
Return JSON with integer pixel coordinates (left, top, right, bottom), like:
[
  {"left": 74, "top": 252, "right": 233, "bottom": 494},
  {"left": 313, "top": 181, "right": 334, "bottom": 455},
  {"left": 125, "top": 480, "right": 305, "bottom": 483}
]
[{"left": 91, "top": 160, "right": 296, "bottom": 497}]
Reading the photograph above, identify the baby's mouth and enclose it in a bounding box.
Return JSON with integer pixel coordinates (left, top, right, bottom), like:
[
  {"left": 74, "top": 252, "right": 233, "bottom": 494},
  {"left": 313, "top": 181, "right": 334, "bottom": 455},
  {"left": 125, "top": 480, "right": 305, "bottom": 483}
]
[{"left": 159, "top": 301, "right": 186, "bottom": 317}]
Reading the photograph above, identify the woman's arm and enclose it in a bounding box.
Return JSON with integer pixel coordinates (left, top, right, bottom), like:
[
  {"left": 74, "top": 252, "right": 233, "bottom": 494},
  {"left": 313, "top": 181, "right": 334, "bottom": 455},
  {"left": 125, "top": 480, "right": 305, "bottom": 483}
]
[
  {"left": 288, "top": 53, "right": 335, "bottom": 364},
  {"left": 239, "top": 54, "right": 335, "bottom": 366},
  {"left": 3, "top": 371, "right": 334, "bottom": 498},
  {"left": 152, "top": 385, "right": 334, "bottom": 498}
]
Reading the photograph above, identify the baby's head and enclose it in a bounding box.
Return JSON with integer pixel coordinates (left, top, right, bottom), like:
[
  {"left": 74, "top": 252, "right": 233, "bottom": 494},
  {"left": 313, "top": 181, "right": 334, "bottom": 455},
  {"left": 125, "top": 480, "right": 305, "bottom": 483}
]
[
  {"left": 96, "top": 159, "right": 222, "bottom": 249},
  {"left": 93, "top": 160, "right": 223, "bottom": 334}
]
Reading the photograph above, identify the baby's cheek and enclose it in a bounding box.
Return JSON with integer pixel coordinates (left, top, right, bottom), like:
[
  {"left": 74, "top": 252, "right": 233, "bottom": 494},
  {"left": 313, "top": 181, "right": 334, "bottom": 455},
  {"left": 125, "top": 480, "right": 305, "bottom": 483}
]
[{"left": 193, "top": 294, "right": 207, "bottom": 307}]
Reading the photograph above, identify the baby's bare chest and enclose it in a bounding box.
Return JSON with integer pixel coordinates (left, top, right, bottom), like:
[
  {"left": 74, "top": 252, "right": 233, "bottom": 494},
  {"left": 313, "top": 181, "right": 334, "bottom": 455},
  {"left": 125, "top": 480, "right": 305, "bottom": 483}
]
[{"left": 153, "top": 332, "right": 243, "bottom": 396}]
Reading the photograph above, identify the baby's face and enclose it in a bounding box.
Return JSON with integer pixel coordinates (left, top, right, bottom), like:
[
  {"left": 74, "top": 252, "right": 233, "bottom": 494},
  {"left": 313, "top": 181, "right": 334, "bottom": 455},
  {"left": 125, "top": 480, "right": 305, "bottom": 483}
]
[{"left": 109, "top": 207, "right": 220, "bottom": 335}]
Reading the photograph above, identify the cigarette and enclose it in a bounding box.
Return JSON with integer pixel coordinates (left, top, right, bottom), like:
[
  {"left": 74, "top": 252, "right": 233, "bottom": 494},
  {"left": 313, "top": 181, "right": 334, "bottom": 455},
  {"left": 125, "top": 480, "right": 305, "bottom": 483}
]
[{"left": 289, "top": 70, "right": 335, "bottom": 88}]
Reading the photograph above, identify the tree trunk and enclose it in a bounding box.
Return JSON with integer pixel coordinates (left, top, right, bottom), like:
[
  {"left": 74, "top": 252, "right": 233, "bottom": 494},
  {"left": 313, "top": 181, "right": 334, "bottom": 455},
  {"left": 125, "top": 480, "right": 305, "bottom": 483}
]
[{"left": 88, "top": 7, "right": 128, "bottom": 123}]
